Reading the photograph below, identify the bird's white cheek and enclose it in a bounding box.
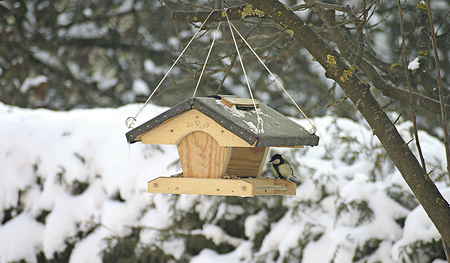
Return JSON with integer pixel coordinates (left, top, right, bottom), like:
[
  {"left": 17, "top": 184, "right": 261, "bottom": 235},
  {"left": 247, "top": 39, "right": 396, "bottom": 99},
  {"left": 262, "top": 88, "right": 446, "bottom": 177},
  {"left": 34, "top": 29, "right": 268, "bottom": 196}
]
[{"left": 272, "top": 159, "right": 280, "bottom": 165}]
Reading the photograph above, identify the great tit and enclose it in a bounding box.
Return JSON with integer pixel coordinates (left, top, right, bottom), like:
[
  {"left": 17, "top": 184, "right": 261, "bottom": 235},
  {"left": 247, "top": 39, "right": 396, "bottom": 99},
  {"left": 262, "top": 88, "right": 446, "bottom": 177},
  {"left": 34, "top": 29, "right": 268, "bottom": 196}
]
[{"left": 269, "top": 154, "right": 298, "bottom": 181}]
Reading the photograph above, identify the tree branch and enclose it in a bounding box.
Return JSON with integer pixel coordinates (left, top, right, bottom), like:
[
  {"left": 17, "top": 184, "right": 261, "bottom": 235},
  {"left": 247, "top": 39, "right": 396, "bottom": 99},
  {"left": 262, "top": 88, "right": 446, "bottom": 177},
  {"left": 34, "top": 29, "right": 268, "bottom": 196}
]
[
  {"left": 303, "top": 1, "right": 450, "bottom": 116},
  {"left": 397, "top": 0, "right": 427, "bottom": 171},
  {"left": 240, "top": 0, "right": 450, "bottom": 245},
  {"left": 171, "top": 2, "right": 450, "bottom": 116},
  {"left": 171, "top": 3, "right": 450, "bottom": 244},
  {"left": 378, "top": 83, "right": 450, "bottom": 114},
  {"left": 172, "top": 4, "right": 268, "bottom": 23},
  {"left": 425, "top": 0, "right": 450, "bottom": 183},
  {"left": 364, "top": 51, "right": 442, "bottom": 97}
]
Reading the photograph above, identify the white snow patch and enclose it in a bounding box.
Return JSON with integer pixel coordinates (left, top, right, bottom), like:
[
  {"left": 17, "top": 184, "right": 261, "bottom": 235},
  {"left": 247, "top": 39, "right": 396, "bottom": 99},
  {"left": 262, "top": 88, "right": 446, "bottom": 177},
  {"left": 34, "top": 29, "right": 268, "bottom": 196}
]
[
  {"left": 133, "top": 78, "right": 150, "bottom": 95},
  {"left": 408, "top": 57, "right": 420, "bottom": 70},
  {"left": 20, "top": 75, "right": 48, "bottom": 93},
  {"left": 191, "top": 241, "right": 253, "bottom": 263},
  {"left": 0, "top": 213, "right": 45, "bottom": 263},
  {"left": 65, "top": 22, "right": 108, "bottom": 39},
  {"left": 244, "top": 210, "right": 268, "bottom": 240},
  {"left": 69, "top": 228, "right": 109, "bottom": 263}
]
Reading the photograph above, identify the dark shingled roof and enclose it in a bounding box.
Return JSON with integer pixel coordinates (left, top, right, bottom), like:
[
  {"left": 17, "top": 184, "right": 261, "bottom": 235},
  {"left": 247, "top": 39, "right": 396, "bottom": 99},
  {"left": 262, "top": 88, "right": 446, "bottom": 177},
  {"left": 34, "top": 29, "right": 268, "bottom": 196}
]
[{"left": 126, "top": 96, "right": 319, "bottom": 147}]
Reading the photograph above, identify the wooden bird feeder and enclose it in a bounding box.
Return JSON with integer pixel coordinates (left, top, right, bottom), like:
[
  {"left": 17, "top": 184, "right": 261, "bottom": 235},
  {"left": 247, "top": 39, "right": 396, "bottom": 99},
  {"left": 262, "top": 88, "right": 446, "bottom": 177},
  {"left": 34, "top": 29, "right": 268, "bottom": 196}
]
[{"left": 126, "top": 95, "right": 319, "bottom": 196}]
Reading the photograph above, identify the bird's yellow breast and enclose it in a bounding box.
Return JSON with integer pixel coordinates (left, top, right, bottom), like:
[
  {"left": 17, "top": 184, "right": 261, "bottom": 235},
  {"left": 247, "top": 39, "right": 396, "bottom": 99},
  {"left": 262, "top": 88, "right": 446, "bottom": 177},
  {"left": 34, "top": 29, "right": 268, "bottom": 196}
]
[{"left": 278, "top": 164, "right": 293, "bottom": 177}]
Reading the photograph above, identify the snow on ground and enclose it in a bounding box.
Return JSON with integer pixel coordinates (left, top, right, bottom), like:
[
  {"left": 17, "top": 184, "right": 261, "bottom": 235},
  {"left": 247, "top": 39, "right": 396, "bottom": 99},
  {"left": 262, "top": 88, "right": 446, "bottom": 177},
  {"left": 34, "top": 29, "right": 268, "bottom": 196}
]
[{"left": 0, "top": 102, "right": 448, "bottom": 262}]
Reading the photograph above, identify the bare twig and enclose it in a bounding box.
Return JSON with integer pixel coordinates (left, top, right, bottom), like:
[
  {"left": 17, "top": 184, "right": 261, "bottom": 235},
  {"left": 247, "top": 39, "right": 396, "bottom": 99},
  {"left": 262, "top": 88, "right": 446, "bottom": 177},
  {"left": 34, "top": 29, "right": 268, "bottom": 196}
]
[
  {"left": 158, "top": 0, "right": 173, "bottom": 13},
  {"left": 353, "top": 0, "right": 379, "bottom": 66},
  {"left": 425, "top": 0, "right": 450, "bottom": 182},
  {"left": 425, "top": 3, "right": 450, "bottom": 256},
  {"left": 397, "top": 0, "right": 427, "bottom": 171}
]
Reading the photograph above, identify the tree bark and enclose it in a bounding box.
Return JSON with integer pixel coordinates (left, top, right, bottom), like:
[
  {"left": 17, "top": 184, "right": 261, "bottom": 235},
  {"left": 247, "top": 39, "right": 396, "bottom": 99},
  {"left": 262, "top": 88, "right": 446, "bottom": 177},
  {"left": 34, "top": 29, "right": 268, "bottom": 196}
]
[
  {"left": 172, "top": 4, "right": 267, "bottom": 22},
  {"left": 241, "top": 0, "right": 450, "bottom": 244}
]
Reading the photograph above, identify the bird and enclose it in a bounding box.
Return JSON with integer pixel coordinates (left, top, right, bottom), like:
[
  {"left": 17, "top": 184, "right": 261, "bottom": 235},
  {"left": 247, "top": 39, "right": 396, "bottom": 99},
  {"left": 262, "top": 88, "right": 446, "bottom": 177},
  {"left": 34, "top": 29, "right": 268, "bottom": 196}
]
[{"left": 269, "top": 154, "right": 298, "bottom": 181}]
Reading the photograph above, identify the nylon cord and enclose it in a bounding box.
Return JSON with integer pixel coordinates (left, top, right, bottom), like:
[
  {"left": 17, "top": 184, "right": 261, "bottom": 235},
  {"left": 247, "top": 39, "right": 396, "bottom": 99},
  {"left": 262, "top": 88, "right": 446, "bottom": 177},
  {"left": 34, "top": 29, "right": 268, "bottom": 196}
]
[
  {"left": 225, "top": 10, "right": 264, "bottom": 134},
  {"left": 126, "top": 10, "right": 215, "bottom": 129},
  {"left": 228, "top": 22, "right": 317, "bottom": 134},
  {"left": 127, "top": 8, "right": 317, "bottom": 135},
  {"left": 192, "top": 21, "right": 222, "bottom": 97}
]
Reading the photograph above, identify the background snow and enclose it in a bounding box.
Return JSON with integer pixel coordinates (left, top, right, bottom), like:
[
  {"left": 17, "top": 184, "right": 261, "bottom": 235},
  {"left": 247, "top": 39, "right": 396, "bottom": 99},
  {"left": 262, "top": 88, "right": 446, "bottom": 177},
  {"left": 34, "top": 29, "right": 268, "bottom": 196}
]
[{"left": 0, "top": 102, "right": 448, "bottom": 262}]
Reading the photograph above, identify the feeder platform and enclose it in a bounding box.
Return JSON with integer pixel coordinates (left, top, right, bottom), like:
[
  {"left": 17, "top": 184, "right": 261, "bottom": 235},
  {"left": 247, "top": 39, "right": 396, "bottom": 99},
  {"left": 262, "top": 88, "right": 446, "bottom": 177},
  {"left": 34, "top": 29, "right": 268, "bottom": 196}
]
[{"left": 148, "top": 177, "right": 296, "bottom": 196}]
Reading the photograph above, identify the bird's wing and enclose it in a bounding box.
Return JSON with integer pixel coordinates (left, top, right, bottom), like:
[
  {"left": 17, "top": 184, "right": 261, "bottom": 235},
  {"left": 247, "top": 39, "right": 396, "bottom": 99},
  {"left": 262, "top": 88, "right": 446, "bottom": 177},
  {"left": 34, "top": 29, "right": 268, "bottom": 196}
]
[{"left": 271, "top": 165, "right": 281, "bottom": 178}]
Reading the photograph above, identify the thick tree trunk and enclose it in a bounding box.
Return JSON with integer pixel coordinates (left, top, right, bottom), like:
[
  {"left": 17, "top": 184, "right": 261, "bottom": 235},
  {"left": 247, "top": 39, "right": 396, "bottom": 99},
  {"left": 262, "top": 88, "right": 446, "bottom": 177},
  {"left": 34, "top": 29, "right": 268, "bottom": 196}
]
[{"left": 242, "top": 0, "right": 450, "bottom": 244}]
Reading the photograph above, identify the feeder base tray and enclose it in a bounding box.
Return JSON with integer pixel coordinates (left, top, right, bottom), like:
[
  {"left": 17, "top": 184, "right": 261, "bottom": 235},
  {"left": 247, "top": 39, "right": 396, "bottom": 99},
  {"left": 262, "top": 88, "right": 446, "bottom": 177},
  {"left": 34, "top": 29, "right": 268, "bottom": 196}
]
[{"left": 148, "top": 177, "right": 296, "bottom": 196}]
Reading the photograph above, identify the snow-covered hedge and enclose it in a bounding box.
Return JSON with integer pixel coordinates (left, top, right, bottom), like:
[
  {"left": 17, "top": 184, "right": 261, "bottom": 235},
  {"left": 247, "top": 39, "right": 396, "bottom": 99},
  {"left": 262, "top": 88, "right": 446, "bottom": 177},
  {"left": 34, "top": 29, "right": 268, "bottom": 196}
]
[{"left": 0, "top": 103, "right": 448, "bottom": 262}]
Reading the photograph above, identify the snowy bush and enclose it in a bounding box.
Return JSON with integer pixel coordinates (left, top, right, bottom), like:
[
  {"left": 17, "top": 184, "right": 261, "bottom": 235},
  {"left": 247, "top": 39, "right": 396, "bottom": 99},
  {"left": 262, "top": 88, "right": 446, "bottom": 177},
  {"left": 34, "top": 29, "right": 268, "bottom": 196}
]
[{"left": 0, "top": 102, "right": 448, "bottom": 262}]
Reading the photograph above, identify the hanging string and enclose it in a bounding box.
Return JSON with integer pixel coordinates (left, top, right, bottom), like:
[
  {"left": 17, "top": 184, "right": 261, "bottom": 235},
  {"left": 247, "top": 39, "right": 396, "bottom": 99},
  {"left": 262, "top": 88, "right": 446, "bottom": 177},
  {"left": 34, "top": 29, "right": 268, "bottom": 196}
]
[
  {"left": 228, "top": 22, "right": 317, "bottom": 134},
  {"left": 225, "top": 10, "right": 264, "bottom": 134},
  {"left": 126, "top": 10, "right": 215, "bottom": 129},
  {"left": 192, "top": 21, "right": 222, "bottom": 97}
]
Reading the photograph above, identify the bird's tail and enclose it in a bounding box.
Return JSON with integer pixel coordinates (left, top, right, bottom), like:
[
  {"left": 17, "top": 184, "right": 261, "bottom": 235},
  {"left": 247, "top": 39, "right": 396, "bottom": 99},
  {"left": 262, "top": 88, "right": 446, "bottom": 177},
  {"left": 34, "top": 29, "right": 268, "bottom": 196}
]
[{"left": 289, "top": 175, "right": 300, "bottom": 183}]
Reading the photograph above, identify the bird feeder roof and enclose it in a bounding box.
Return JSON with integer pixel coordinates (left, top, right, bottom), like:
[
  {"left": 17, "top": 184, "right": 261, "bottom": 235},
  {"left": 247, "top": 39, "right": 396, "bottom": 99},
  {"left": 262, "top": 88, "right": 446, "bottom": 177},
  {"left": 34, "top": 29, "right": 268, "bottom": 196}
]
[{"left": 126, "top": 96, "right": 319, "bottom": 147}]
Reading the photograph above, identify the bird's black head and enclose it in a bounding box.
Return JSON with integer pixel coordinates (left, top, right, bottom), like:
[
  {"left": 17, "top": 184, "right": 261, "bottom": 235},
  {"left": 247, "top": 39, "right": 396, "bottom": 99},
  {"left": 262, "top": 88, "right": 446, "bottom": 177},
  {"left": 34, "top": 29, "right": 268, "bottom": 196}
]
[{"left": 270, "top": 154, "right": 283, "bottom": 163}]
